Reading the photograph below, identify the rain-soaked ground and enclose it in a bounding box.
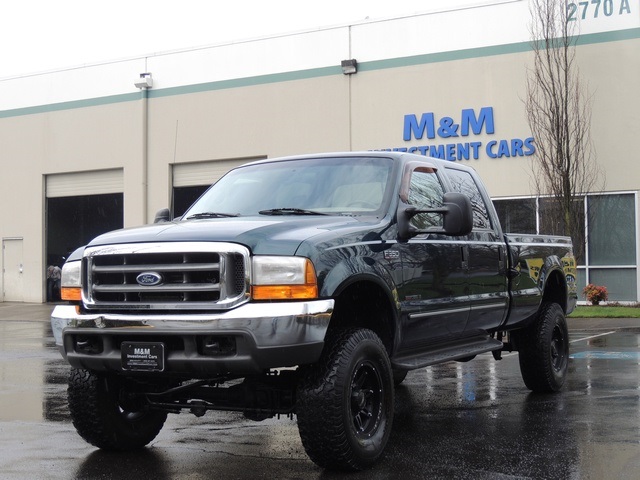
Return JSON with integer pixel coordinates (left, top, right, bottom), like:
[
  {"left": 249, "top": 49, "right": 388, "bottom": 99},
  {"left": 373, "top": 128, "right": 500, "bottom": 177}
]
[{"left": 1, "top": 318, "right": 639, "bottom": 479}]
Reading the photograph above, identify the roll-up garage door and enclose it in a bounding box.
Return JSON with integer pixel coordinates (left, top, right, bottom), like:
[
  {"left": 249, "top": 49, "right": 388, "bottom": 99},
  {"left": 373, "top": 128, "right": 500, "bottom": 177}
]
[
  {"left": 45, "top": 168, "right": 124, "bottom": 198},
  {"left": 45, "top": 169, "right": 124, "bottom": 293},
  {"left": 172, "top": 158, "right": 260, "bottom": 188}
]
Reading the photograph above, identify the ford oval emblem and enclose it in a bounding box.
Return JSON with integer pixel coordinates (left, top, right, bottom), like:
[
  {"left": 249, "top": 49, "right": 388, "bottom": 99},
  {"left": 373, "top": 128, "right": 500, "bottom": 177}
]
[{"left": 136, "top": 272, "right": 163, "bottom": 286}]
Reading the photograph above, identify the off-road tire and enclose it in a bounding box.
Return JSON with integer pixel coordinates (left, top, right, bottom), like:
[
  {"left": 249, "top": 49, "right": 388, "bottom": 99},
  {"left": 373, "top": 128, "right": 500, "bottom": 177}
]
[
  {"left": 297, "top": 328, "right": 394, "bottom": 471},
  {"left": 68, "top": 368, "right": 167, "bottom": 450},
  {"left": 515, "top": 302, "right": 569, "bottom": 393}
]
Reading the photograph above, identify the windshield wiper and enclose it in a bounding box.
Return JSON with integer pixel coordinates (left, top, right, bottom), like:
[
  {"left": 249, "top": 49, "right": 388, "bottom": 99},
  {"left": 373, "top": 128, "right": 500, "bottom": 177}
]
[
  {"left": 258, "top": 208, "right": 328, "bottom": 216},
  {"left": 186, "top": 212, "right": 239, "bottom": 219}
]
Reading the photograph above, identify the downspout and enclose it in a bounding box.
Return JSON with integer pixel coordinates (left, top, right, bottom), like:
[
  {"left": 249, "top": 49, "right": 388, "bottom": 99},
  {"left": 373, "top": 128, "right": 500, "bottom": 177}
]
[
  {"left": 341, "top": 25, "right": 357, "bottom": 151},
  {"left": 348, "top": 26, "right": 353, "bottom": 152},
  {"left": 135, "top": 71, "right": 153, "bottom": 224}
]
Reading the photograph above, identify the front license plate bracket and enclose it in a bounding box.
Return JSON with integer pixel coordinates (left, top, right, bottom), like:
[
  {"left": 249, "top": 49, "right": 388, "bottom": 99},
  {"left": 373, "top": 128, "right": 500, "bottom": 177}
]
[{"left": 121, "top": 341, "right": 165, "bottom": 372}]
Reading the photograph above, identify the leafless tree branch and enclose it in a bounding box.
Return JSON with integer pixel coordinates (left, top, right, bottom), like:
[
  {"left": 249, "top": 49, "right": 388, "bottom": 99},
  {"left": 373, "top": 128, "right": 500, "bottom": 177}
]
[{"left": 525, "top": 0, "right": 604, "bottom": 262}]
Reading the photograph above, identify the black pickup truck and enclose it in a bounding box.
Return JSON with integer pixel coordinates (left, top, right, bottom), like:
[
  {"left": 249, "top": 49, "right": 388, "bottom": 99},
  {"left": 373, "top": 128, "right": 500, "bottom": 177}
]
[{"left": 51, "top": 151, "right": 577, "bottom": 471}]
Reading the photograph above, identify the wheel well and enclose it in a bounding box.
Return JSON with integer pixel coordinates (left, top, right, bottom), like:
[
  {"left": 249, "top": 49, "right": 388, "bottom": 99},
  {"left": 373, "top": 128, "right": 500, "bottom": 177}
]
[
  {"left": 328, "top": 281, "right": 395, "bottom": 355},
  {"left": 542, "top": 269, "right": 567, "bottom": 313}
]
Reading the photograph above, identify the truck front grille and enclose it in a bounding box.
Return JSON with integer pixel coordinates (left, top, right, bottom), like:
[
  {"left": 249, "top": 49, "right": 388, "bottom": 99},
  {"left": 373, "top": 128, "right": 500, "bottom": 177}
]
[{"left": 83, "top": 242, "right": 250, "bottom": 310}]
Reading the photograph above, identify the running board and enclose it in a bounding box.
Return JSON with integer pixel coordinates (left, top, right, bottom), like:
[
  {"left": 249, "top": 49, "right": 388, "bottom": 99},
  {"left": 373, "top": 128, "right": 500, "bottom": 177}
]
[{"left": 391, "top": 335, "right": 503, "bottom": 370}]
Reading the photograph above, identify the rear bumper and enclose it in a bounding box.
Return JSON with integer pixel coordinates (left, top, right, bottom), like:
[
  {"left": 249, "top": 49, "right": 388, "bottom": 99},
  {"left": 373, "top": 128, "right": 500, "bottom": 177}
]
[{"left": 51, "top": 300, "right": 333, "bottom": 375}]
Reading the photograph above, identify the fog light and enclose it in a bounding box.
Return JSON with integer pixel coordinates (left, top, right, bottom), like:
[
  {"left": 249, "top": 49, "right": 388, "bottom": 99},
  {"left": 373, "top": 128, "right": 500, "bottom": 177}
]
[
  {"left": 201, "top": 336, "right": 236, "bottom": 356},
  {"left": 75, "top": 336, "right": 103, "bottom": 354}
]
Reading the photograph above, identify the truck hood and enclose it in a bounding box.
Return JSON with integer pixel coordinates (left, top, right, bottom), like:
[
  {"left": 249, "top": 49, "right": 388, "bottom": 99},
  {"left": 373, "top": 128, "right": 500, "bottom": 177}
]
[{"left": 87, "top": 215, "right": 376, "bottom": 255}]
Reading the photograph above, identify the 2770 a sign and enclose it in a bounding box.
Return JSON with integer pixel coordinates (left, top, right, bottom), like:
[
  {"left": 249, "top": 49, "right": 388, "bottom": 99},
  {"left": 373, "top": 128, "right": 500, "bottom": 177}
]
[{"left": 567, "top": 0, "right": 632, "bottom": 21}]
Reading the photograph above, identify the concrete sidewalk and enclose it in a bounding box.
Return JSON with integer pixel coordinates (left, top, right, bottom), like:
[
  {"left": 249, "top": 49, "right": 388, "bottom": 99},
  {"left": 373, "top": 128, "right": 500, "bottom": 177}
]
[
  {"left": 567, "top": 315, "right": 640, "bottom": 332},
  {"left": 0, "top": 301, "right": 639, "bottom": 332}
]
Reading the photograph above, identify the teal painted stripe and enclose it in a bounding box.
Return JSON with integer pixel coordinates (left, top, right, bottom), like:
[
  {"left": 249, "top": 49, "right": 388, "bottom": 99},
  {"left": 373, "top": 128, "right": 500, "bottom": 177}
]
[
  {"left": 0, "top": 66, "right": 341, "bottom": 117},
  {"left": 148, "top": 65, "right": 341, "bottom": 99},
  {"left": 359, "top": 42, "right": 530, "bottom": 72},
  {"left": 575, "top": 26, "right": 640, "bottom": 45},
  {"left": 360, "top": 27, "right": 640, "bottom": 71},
  {"left": 1, "top": 27, "right": 638, "bottom": 118},
  {"left": 0, "top": 91, "right": 142, "bottom": 119}
]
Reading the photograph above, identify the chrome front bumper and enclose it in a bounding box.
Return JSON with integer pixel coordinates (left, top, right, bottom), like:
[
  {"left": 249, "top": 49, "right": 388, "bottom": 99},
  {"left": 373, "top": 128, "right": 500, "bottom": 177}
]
[{"left": 51, "top": 300, "right": 334, "bottom": 374}]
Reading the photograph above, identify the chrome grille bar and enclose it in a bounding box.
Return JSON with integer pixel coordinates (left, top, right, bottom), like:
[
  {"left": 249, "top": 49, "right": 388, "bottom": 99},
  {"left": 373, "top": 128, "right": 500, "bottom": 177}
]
[
  {"left": 83, "top": 242, "right": 250, "bottom": 311},
  {"left": 92, "top": 263, "right": 220, "bottom": 273},
  {"left": 92, "top": 284, "right": 220, "bottom": 293}
]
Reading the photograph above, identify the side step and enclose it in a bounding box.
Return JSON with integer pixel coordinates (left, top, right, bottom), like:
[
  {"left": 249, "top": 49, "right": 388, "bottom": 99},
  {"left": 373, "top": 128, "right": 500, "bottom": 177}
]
[{"left": 391, "top": 335, "right": 503, "bottom": 370}]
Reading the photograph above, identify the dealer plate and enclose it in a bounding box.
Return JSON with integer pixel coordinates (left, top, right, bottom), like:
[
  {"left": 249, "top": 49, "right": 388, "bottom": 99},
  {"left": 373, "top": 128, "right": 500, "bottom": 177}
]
[{"left": 121, "top": 342, "right": 165, "bottom": 372}]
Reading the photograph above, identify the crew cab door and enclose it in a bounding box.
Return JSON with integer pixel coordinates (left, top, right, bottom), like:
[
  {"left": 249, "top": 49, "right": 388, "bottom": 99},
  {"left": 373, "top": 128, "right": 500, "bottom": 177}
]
[
  {"left": 444, "top": 167, "right": 508, "bottom": 333},
  {"left": 395, "top": 165, "right": 469, "bottom": 348}
]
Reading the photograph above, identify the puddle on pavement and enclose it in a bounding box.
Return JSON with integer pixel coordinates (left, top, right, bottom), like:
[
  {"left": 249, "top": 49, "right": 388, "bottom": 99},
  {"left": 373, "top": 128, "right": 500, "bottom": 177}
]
[
  {"left": 570, "top": 332, "right": 640, "bottom": 360},
  {"left": 587, "top": 332, "right": 640, "bottom": 348},
  {"left": 0, "top": 321, "right": 70, "bottom": 422}
]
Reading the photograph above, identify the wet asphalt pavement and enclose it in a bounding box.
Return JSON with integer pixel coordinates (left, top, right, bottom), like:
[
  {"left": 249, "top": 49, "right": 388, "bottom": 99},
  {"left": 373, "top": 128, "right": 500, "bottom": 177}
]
[{"left": 1, "top": 304, "right": 639, "bottom": 479}]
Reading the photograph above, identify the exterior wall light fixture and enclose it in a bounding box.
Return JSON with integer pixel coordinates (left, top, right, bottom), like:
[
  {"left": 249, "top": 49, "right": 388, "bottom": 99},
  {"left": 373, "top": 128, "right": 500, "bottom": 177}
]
[
  {"left": 134, "top": 73, "right": 153, "bottom": 89},
  {"left": 341, "top": 59, "right": 358, "bottom": 75}
]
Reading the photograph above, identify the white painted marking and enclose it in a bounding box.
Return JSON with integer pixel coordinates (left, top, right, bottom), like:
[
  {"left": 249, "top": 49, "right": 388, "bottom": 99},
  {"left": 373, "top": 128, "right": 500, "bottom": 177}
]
[{"left": 569, "top": 331, "right": 616, "bottom": 344}]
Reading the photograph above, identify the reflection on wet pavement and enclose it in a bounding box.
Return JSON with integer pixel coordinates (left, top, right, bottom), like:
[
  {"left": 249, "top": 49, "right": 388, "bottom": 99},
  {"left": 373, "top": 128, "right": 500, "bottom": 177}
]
[
  {"left": 0, "top": 321, "right": 69, "bottom": 422},
  {"left": 0, "top": 319, "right": 639, "bottom": 479}
]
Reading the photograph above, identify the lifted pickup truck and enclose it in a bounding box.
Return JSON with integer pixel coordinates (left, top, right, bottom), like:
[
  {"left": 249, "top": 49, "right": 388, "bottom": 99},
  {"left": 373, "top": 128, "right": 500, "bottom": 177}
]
[{"left": 51, "top": 152, "right": 577, "bottom": 471}]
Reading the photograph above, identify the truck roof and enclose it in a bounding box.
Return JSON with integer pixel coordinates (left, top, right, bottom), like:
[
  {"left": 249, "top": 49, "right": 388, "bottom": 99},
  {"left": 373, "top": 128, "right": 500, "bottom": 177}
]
[{"left": 238, "top": 151, "right": 477, "bottom": 174}]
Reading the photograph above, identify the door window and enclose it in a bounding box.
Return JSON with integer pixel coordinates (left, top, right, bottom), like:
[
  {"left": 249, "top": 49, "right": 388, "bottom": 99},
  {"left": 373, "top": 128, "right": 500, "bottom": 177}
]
[
  {"left": 407, "top": 170, "right": 444, "bottom": 230},
  {"left": 446, "top": 168, "right": 492, "bottom": 230}
]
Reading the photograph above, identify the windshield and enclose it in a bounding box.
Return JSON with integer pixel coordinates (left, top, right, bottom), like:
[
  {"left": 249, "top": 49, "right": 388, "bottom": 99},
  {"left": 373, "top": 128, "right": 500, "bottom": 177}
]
[{"left": 183, "top": 156, "right": 394, "bottom": 218}]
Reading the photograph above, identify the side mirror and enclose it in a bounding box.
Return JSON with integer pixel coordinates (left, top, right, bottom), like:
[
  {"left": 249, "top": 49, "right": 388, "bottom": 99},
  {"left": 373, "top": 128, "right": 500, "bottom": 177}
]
[
  {"left": 398, "top": 192, "right": 473, "bottom": 240},
  {"left": 154, "top": 208, "right": 171, "bottom": 223},
  {"left": 442, "top": 192, "right": 474, "bottom": 236}
]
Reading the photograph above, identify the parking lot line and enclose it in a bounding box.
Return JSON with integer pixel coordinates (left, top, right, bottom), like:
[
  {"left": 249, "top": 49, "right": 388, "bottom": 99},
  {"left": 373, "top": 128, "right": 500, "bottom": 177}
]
[{"left": 569, "top": 331, "right": 616, "bottom": 344}]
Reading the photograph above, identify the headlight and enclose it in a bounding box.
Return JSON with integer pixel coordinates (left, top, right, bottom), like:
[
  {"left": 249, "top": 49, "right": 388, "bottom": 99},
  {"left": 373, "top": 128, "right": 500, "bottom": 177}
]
[
  {"left": 60, "top": 260, "right": 82, "bottom": 301},
  {"left": 252, "top": 256, "right": 318, "bottom": 300}
]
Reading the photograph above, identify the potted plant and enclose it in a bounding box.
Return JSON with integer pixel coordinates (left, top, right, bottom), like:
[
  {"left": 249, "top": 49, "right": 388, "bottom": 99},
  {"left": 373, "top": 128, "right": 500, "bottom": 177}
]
[{"left": 583, "top": 284, "right": 608, "bottom": 306}]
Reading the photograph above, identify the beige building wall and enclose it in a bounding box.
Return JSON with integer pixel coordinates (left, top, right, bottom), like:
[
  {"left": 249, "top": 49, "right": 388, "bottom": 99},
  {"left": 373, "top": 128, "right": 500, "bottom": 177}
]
[
  {"left": 351, "top": 37, "right": 640, "bottom": 198},
  {"left": 0, "top": 101, "right": 144, "bottom": 302},
  {"left": 579, "top": 38, "right": 640, "bottom": 193},
  {"left": 0, "top": 2, "right": 638, "bottom": 302},
  {"left": 145, "top": 75, "right": 353, "bottom": 217},
  {"left": 350, "top": 52, "right": 535, "bottom": 197}
]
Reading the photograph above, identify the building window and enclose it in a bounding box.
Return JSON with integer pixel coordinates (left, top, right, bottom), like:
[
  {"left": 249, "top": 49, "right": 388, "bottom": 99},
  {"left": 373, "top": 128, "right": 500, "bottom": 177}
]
[
  {"left": 493, "top": 198, "right": 536, "bottom": 234},
  {"left": 588, "top": 194, "right": 636, "bottom": 266},
  {"left": 588, "top": 269, "right": 637, "bottom": 302},
  {"left": 539, "top": 196, "right": 586, "bottom": 264},
  {"left": 492, "top": 193, "right": 638, "bottom": 302}
]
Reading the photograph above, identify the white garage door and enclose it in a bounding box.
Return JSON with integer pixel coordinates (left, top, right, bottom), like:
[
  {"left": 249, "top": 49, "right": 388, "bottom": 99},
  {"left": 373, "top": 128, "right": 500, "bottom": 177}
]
[
  {"left": 45, "top": 169, "right": 124, "bottom": 198},
  {"left": 172, "top": 158, "right": 264, "bottom": 188}
]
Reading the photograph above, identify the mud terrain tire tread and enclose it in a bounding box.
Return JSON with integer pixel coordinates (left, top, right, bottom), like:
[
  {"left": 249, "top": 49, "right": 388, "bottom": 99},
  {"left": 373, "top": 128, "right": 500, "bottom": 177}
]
[
  {"left": 297, "top": 328, "right": 394, "bottom": 471},
  {"left": 68, "top": 368, "right": 167, "bottom": 450},
  {"left": 516, "top": 302, "right": 569, "bottom": 393}
]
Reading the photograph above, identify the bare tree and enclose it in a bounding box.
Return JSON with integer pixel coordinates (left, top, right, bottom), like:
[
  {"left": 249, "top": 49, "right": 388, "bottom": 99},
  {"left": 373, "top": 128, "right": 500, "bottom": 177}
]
[{"left": 525, "top": 0, "right": 603, "bottom": 263}]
